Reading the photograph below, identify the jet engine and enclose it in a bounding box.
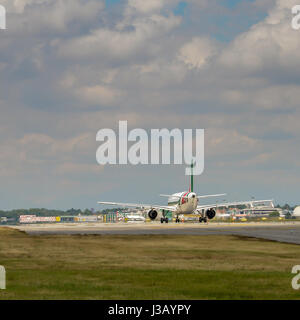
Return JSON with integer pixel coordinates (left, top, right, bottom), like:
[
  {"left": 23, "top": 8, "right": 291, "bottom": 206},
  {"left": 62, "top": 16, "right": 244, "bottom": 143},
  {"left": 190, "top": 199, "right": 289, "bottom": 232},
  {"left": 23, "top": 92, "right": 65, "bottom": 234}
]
[
  {"left": 148, "top": 209, "right": 158, "bottom": 220},
  {"left": 206, "top": 208, "right": 216, "bottom": 220}
]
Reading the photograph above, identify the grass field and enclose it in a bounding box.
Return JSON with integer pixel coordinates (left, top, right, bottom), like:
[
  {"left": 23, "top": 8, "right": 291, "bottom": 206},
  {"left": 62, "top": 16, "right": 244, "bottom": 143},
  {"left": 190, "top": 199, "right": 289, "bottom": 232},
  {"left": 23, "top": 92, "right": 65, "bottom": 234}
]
[{"left": 0, "top": 227, "right": 300, "bottom": 299}]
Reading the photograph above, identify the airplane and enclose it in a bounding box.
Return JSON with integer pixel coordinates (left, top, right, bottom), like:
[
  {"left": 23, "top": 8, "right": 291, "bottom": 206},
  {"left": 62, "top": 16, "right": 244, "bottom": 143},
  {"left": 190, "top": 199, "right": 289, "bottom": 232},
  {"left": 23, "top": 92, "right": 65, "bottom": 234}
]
[
  {"left": 125, "top": 214, "right": 146, "bottom": 222},
  {"left": 98, "top": 163, "right": 274, "bottom": 224}
]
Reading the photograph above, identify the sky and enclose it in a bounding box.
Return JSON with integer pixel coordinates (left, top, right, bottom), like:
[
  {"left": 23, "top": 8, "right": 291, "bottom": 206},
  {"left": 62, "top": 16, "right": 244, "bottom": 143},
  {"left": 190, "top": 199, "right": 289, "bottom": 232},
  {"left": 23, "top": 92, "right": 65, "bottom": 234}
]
[{"left": 0, "top": 0, "right": 300, "bottom": 210}]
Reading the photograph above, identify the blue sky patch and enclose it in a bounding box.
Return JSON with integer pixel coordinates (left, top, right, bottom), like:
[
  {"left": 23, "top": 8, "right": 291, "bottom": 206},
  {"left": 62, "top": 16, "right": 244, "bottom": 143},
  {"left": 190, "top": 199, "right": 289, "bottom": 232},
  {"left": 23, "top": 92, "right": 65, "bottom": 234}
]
[{"left": 174, "top": 1, "right": 188, "bottom": 16}]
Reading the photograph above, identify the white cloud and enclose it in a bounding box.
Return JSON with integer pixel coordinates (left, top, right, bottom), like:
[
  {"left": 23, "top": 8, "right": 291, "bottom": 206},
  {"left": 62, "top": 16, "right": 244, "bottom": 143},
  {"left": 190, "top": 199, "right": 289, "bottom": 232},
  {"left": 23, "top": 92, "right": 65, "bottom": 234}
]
[
  {"left": 3, "top": 0, "right": 105, "bottom": 33},
  {"left": 1, "top": 0, "right": 48, "bottom": 14},
  {"left": 58, "top": 13, "right": 181, "bottom": 60},
  {"left": 78, "top": 85, "right": 123, "bottom": 106},
  {"left": 126, "top": 0, "right": 188, "bottom": 15},
  {"left": 178, "top": 37, "right": 218, "bottom": 69},
  {"left": 128, "top": 0, "right": 167, "bottom": 14},
  {"left": 205, "top": 128, "right": 262, "bottom": 157},
  {"left": 221, "top": 84, "right": 300, "bottom": 110},
  {"left": 219, "top": 0, "right": 300, "bottom": 75}
]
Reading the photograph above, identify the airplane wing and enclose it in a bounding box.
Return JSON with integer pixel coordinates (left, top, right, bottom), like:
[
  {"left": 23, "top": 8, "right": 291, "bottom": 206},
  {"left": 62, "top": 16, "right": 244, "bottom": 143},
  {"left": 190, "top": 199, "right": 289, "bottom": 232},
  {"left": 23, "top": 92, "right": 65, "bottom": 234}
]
[
  {"left": 160, "top": 193, "right": 226, "bottom": 199},
  {"left": 197, "top": 199, "right": 274, "bottom": 210},
  {"left": 97, "top": 201, "right": 178, "bottom": 212},
  {"left": 197, "top": 193, "right": 226, "bottom": 199},
  {"left": 241, "top": 207, "right": 277, "bottom": 212}
]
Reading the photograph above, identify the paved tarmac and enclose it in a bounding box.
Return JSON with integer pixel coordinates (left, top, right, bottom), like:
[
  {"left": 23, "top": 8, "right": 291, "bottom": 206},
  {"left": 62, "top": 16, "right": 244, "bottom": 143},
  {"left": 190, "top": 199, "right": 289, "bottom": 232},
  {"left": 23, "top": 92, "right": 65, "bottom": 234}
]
[{"left": 11, "top": 221, "right": 300, "bottom": 245}]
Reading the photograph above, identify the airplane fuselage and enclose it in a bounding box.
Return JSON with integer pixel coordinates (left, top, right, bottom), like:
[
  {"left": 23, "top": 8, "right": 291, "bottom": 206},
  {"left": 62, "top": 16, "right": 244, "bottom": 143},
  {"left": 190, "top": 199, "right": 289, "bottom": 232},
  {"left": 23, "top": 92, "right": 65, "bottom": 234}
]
[{"left": 168, "top": 192, "right": 198, "bottom": 215}]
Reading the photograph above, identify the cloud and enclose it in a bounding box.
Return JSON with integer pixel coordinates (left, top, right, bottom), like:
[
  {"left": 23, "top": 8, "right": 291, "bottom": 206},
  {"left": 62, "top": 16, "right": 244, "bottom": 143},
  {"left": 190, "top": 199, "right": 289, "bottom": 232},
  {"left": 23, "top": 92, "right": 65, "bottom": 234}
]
[
  {"left": 127, "top": 0, "right": 170, "bottom": 14},
  {"left": 58, "top": 13, "right": 181, "bottom": 60},
  {"left": 178, "top": 37, "right": 218, "bottom": 69},
  {"left": 219, "top": 0, "right": 300, "bottom": 78},
  {"left": 205, "top": 128, "right": 262, "bottom": 157},
  {"left": 77, "top": 85, "right": 123, "bottom": 106},
  {"left": 0, "top": 132, "right": 96, "bottom": 176},
  {"left": 2, "top": 0, "right": 105, "bottom": 34},
  {"left": 7, "top": 0, "right": 49, "bottom": 14}
]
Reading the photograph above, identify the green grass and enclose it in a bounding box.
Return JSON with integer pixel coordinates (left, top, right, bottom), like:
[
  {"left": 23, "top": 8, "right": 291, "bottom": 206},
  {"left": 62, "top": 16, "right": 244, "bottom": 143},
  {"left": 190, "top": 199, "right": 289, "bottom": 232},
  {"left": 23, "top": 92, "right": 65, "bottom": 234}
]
[{"left": 0, "top": 228, "right": 299, "bottom": 299}]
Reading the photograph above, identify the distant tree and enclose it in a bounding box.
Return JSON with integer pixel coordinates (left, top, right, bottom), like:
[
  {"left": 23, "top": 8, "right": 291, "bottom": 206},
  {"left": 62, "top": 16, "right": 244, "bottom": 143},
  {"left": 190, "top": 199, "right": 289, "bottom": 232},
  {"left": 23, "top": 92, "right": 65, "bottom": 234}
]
[
  {"left": 285, "top": 212, "right": 292, "bottom": 219},
  {"left": 66, "top": 208, "right": 82, "bottom": 216},
  {"left": 83, "top": 209, "right": 93, "bottom": 215},
  {"left": 282, "top": 204, "right": 291, "bottom": 210},
  {"left": 269, "top": 212, "right": 280, "bottom": 217}
]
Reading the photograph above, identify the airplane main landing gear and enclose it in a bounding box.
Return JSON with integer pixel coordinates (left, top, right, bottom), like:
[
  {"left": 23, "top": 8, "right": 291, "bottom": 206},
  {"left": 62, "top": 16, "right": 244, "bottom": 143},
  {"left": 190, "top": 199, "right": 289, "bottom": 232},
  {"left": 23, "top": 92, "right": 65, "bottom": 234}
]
[
  {"left": 199, "top": 217, "right": 208, "bottom": 223},
  {"left": 175, "top": 218, "right": 180, "bottom": 223},
  {"left": 161, "top": 210, "right": 169, "bottom": 223}
]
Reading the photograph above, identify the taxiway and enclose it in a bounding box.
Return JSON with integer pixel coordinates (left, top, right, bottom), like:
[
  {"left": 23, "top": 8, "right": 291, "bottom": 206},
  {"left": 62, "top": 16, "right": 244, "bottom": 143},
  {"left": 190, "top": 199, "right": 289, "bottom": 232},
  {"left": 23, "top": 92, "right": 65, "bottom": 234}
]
[{"left": 11, "top": 221, "right": 300, "bottom": 245}]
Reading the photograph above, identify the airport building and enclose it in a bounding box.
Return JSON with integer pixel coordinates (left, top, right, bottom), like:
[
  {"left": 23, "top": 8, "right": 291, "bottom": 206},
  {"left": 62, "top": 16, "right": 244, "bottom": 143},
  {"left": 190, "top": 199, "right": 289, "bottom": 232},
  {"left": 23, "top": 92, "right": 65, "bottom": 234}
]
[{"left": 19, "top": 214, "right": 99, "bottom": 224}]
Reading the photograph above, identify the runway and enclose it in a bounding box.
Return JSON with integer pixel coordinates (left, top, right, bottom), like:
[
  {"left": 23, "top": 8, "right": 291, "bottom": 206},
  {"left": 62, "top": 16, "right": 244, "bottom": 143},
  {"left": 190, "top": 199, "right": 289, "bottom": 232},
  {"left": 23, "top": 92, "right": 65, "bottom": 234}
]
[{"left": 11, "top": 221, "right": 300, "bottom": 245}]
